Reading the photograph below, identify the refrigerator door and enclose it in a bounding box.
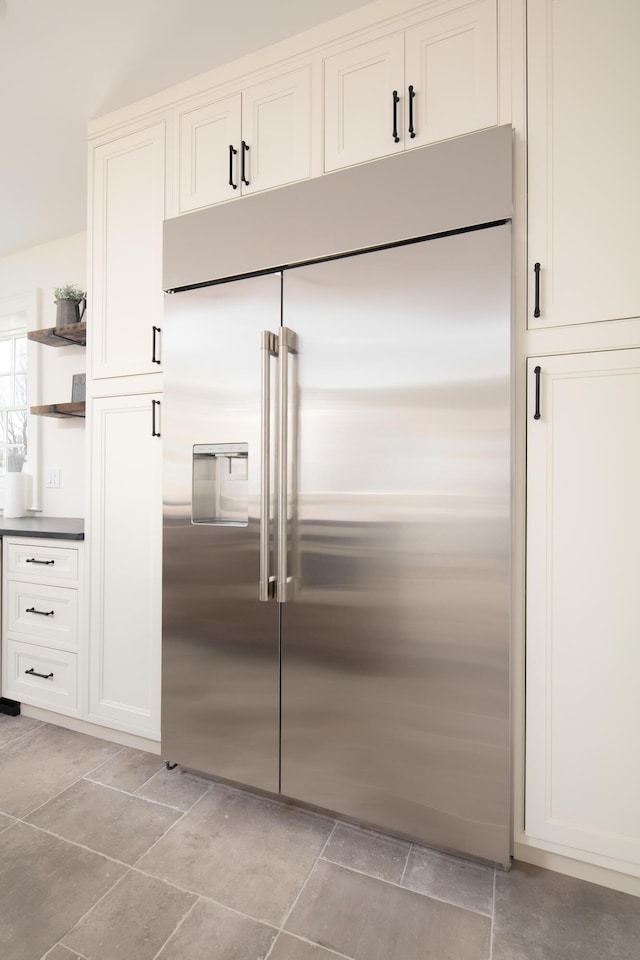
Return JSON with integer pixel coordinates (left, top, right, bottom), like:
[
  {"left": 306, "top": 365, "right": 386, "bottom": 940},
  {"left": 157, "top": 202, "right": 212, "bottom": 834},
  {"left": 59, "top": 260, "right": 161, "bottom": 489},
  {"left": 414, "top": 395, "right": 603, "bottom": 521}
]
[
  {"left": 280, "top": 226, "right": 511, "bottom": 863},
  {"left": 162, "top": 273, "right": 281, "bottom": 792}
]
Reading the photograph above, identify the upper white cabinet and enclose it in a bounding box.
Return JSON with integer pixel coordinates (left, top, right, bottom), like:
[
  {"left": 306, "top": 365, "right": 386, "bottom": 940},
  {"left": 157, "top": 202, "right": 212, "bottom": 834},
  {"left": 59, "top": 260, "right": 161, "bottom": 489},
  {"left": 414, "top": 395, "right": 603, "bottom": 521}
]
[
  {"left": 324, "top": 0, "right": 497, "bottom": 172},
  {"left": 526, "top": 350, "right": 640, "bottom": 873},
  {"left": 527, "top": 0, "right": 640, "bottom": 328},
  {"left": 90, "top": 118, "right": 168, "bottom": 379},
  {"left": 177, "top": 65, "right": 313, "bottom": 215}
]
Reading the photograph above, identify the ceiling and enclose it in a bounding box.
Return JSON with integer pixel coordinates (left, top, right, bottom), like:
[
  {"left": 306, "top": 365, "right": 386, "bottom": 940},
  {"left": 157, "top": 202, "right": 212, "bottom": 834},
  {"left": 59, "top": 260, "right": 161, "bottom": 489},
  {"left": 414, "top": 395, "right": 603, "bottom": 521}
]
[{"left": 0, "top": 0, "right": 372, "bottom": 260}]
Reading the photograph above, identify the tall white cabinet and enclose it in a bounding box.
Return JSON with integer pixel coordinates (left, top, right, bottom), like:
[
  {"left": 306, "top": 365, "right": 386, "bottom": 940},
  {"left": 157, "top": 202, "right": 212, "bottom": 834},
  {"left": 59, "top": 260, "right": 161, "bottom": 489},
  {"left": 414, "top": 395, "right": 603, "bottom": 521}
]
[
  {"left": 525, "top": 352, "right": 640, "bottom": 874},
  {"left": 88, "top": 393, "right": 162, "bottom": 737},
  {"left": 527, "top": 0, "right": 640, "bottom": 328}
]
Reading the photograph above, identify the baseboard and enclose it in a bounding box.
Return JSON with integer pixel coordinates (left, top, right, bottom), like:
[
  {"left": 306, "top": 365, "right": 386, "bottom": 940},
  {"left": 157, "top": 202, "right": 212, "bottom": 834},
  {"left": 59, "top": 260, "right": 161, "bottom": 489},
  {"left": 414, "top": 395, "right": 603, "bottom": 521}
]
[
  {"left": 20, "top": 704, "right": 162, "bottom": 755},
  {"left": 514, "top": 841, "right": 640, "bottom": 898}
]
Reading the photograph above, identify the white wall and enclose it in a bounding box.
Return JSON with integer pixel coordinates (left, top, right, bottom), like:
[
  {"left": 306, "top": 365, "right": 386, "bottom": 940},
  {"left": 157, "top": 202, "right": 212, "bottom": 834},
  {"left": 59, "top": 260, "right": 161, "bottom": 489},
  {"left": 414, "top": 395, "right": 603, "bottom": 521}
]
[{"left": 0, "top": 232, "right": 86, "bottom": 517}]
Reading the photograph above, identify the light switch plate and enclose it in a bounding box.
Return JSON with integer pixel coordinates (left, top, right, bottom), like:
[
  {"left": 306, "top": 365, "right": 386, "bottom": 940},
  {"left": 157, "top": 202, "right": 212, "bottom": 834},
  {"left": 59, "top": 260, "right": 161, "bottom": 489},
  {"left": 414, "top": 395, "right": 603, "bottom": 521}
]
[{"left": 45, "top": 468, "right": 60, "bottom": 489}]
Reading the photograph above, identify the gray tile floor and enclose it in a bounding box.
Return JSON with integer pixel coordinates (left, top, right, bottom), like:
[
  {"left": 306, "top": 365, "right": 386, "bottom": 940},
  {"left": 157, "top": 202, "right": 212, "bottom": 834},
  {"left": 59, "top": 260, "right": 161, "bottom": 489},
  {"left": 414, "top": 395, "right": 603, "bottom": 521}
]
[{"left": 1, "top": 715, "right": 639, "bottom": 960}]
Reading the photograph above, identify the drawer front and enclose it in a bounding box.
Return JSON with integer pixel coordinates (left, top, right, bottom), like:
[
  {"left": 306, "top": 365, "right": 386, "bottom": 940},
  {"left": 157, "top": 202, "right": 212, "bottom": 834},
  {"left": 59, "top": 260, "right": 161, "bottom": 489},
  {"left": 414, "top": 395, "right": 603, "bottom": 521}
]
[
  {"left": 6, "top": 581, "right": 78, "bottom": 648},
  {"left": 3, "top": 639, "right": 78, "bottom": 714},
  {"left": 6, "top": 541, "right": 79, "bottom": 583}
]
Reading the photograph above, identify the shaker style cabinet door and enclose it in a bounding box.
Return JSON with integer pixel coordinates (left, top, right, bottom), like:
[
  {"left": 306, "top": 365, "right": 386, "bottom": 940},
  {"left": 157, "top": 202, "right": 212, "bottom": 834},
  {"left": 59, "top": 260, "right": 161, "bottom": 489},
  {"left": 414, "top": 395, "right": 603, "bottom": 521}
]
[
  {"left": 323, "top": 0, "right": 497, "bottom": 173},
  {"left": 177, "top": 93, "right": 242, "bottom": 213},
  {"left": 404, "top": 1, "right": 497, "bottom": 149},
  {"left": 241, "top": 66, "right": 313, "bottom": 196},
  {"left": 526, "top": 351, "right": 640, "bottom": 872},
  {"left": 176, "top": 67, "right": 313, "bottom": 214},
  {"left": 527, "top": 0, "right": 640, "bottom": 328},
  {"left": 323, "top": 32, "right": 405, "bottom": 172},
  {"left": 90, "top": 121, "right": 167, "bottom": 379},
  {"left": 88, "top": 393, "right": 162, "bottom": 739}
]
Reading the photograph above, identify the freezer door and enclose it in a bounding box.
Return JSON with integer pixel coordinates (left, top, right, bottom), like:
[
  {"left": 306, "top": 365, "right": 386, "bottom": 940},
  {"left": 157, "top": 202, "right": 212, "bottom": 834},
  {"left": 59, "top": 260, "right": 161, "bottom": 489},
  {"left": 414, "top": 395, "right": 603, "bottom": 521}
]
[
  {"left": 162, "top": 273, "right": 281, "bottom": 792},
  {"left": 280, "top": 227, "right": 511, "bottom": 864}
]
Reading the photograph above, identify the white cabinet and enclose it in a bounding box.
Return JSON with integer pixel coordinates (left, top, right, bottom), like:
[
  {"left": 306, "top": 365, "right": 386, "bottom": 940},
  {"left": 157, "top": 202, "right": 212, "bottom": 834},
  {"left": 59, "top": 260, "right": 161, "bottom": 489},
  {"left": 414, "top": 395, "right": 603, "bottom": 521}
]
[
  {"left": 177, "top": 65, "right": 313, "bottom": 215},
  {"left": 89, "top": 118, "right": 169, "bottom": 378},
  {"left": 526, "top": 351, "right": 640, "bottom": 872},
  {"left": 527, "top": 0, "right": 640, "bottom": 328},
  {"left": 324, "top": 0, "right": 497, "bottom": 172},
  {"left": 2, "top": 538, "right": 83, "bottom": 717},
  {"left": 88, "top": 393, "right": 162, "bottom": 739}
]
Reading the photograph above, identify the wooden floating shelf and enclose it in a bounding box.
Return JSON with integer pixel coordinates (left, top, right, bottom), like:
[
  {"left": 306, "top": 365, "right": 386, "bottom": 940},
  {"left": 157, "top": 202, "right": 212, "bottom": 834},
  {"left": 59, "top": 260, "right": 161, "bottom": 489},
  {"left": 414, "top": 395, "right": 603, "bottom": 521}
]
[
  {"left": 30, "top": 402, "right": 86, "bottom": 419},
  {"left": 28, "top": 321, "right": 87, "bottom": 347}
]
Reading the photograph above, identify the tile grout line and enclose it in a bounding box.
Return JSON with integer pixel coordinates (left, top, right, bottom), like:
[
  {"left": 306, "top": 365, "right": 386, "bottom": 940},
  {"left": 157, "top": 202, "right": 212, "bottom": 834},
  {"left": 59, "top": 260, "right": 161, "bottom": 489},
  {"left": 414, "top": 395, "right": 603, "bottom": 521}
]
[
  {"left": 399, "top": 840, "right": 413, "bottom": 886},
  {"left": 57, "top": 868, "right": 134, "bottom": 956},
  {"left": 129, "top": 783, "right": 214, "bottom": 870},
  {"left": 0, "top": 718, "right": 46, "bottom": 751},
  {"left": 81, "top": 774, "right": 204, "bottom": 813},
  {"left": 489, "top": 868, "right": 497, "bottom": 960},
  {"left": 317, "top": 852, "right": 495, "bottom": 919},
  {"left": 263, "top": 819, "right": 339, "bottom": 960},
  {"left": 148, "top": 896, "right": 201, "bottom": 960}
]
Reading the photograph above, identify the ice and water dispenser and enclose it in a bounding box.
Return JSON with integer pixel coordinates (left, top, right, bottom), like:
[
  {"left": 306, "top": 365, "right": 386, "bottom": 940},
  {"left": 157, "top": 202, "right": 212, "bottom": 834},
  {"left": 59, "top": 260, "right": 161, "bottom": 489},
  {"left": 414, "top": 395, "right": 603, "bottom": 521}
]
[{"left": 192, "top": 443, "right": 248, "bottom": 526}]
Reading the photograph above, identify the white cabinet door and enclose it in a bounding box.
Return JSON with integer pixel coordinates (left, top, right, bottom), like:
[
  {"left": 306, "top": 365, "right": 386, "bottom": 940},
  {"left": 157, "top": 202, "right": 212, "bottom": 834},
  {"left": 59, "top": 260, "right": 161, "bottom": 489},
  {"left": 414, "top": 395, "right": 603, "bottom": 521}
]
[
  {"left": 526, "top": 351, "right": 640, "bottom": 872},
  {"left": 528, "top": 0, "right": 640, "bottom": 328},
  {"left": 88, "top": 393, "right": 162, "bottom": 739},
  {"left": 90, "top": 121, "right": 167, "bottom": 378},
  {"left": 177, "top": 67, "right": 313, "bottom": 213},
  {"left": 241, "top": 66, "right": 313, "bottom": 195},
  {"left": 324, "top": 33, "right": 405, "bottom": 172},
  {"left": 177, "top": 93, "right": 241, "bottom": 213},
  {"left": 404, "top": 0, "right": 497, "bottom": 148}
]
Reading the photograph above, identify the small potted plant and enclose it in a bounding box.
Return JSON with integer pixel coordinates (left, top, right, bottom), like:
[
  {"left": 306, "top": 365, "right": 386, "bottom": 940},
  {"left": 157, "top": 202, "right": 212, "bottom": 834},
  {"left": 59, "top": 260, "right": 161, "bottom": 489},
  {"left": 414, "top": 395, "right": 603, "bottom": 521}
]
[{"left": 54, "top": 284, "right": 86, "bottom": 328}]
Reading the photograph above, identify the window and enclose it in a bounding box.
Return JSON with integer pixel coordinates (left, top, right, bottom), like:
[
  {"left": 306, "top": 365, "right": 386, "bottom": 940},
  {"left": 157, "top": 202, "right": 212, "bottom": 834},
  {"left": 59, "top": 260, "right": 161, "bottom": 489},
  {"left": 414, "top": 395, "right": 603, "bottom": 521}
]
[
  {"left": 0, "top": 322, "right": 28, "bottom": 474},
  {"left": 0, "top": 291, "right": 41, "bottom": 510}
]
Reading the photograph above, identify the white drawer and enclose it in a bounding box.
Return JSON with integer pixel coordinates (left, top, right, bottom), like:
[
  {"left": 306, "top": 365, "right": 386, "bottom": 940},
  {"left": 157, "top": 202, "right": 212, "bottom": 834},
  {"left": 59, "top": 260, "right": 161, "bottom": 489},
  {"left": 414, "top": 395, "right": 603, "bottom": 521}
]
[
  {"left": 6, "top": 540, "right": 79, "bottom": 583},
  {"left": 6, "top": 581, "right": 78, "bottom": 648},
  {"left": 3, "top": 639, "right": 78, "bottom": 714}
]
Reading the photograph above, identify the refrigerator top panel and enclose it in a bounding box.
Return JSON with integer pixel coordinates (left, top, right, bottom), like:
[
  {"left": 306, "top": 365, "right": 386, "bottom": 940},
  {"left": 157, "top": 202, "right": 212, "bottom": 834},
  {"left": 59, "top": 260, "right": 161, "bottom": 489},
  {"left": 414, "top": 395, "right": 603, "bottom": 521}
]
[{"left": 163, "top": 125, "right": 512, "bottom": 291}]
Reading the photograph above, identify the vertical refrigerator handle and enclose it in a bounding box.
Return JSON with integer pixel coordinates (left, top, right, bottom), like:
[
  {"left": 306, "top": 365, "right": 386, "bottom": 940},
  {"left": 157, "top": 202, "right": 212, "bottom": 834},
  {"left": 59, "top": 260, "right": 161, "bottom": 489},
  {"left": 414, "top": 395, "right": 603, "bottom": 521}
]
[
  {"left": 277, "top": 326, "right": 298, "bottom": 603},
  {"left": 259, "top": 331, "right": 278, "bottom": 600}
]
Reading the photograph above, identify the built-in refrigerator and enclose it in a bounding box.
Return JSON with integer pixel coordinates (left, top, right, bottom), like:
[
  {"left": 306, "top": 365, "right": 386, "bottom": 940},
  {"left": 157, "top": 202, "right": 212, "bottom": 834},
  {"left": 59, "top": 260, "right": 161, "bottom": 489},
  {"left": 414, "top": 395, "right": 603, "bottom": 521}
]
[{"left": 162, "top": 126, "right": 512, "bottom": 865}]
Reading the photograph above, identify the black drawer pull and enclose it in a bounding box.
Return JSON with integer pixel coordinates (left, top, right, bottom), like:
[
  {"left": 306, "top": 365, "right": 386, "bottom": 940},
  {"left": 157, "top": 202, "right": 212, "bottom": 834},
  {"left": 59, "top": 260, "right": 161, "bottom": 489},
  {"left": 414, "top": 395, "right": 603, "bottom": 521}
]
[
  {"left": 228, "top": 144, "right": 238, "bottom": 189},
  {"left": 26, "top": 606, "right": 55, "bottom": 617},
  {"left": 26, "top": 558, "right": 55, "bottom": 565},
  {"left": 25, "top": 667, "right": 54, "bottom": 680},
  {"left": 152, "top": 325, "right": 161, "bottom": 365},
  {"left": 533, "top": 365, "right": 542, "bottom": 420},
  {"left": 392, "top": 90, "right": 400, "bottom": 143},
  {"left": 152, "top": 399, "right": 161, "bottom": 438},
  {"left": 408, "top": 84, "right": 416, "bottom": 138},
  {"left": 241, "top": 140, "right": 250, "bottom": 186},
  {"left": 533, "top": 262, "right": 541, "bottom": 318}
]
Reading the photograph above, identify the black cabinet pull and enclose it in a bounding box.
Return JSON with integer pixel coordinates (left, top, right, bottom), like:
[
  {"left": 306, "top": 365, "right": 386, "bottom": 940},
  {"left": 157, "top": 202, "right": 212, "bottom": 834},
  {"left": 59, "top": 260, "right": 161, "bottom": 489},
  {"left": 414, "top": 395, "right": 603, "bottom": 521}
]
[
  {"left": 392, "top": 90, "right": 400, "bottom": 143},
  {"left": 152, "top": 399, "right": 161, "bottom": 438},
  {"left": 25, "top": 667, "right": 54, "bottom": 680},
  {"left": 408, "top": 84, "right": 416, "bottom": 138},
  {"left": 533, "top": 262, "right": 541, "bottom": 318},
  {"left": 26, "top": 558, "right": 54, "bottom": 565},
  {"left": 26, "top": 607, "right": 55, "bottom": 617},
  {"left": 241, "top": 140, "right": 250, "bottom": 186},
  {"left": 533, "top": 365, "right": 542, "bottom": 420},
  {"left": 152, "top": 325, "right": 161, "bottom": 365},
  {"left": 228, "top": 144, "right": 238, "bottom": 190}
]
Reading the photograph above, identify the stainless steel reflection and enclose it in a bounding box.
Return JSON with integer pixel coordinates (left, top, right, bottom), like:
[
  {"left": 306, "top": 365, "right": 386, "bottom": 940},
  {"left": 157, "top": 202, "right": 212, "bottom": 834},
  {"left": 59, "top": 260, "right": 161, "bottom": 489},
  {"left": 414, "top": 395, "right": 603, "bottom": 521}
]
[
  {"left": 162, "top": 273, "right": 281, "bottom": 792},
  {"left": 162, "top": 130, "right": 512, "bottom": 866},
  {"left": 280, "top": 228, "right": 511, "bottom": 863},
  {"left": 259, "top": 330, "right": 277, "bottom": 601}
]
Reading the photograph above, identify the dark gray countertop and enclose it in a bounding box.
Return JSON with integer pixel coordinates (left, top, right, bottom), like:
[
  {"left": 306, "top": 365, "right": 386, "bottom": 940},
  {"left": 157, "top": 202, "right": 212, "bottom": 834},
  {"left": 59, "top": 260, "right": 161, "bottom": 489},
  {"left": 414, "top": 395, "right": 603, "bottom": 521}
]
[{"left": 0, "top": 517, "right": 84, "bottom": 540}]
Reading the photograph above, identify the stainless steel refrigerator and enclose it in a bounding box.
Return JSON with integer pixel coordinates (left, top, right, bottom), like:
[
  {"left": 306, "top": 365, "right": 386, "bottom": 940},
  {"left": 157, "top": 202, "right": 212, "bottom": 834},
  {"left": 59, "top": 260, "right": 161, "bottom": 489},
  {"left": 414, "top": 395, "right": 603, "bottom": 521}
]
[{"left": 162, "top": 126, "right": 512, "bottom": 865}]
